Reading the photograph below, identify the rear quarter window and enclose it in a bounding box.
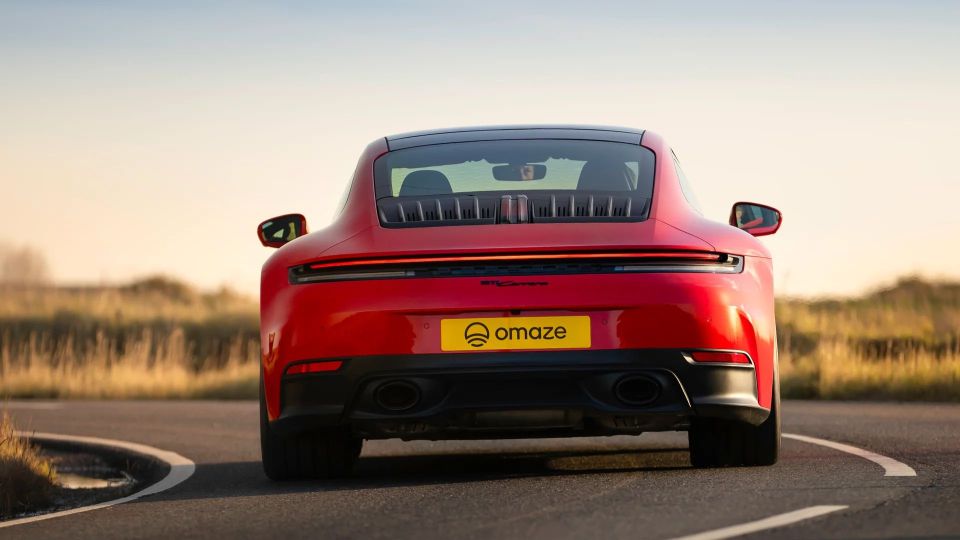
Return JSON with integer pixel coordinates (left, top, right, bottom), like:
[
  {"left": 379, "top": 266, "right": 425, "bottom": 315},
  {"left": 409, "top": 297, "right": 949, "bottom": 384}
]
[{"left": 672, "top": 150, "right": 703, "bottom": 214}]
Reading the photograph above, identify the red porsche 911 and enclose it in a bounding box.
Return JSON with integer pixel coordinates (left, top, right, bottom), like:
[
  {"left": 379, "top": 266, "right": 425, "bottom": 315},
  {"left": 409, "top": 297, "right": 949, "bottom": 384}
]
[{"left": 257, "top": 125, "right": 783, "bottom": 479}]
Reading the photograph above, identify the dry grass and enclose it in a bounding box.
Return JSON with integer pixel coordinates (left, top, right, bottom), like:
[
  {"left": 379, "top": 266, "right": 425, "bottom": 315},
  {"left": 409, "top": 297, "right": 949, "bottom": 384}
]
[
  {"left": 0, "top": 351, "right": 259, "bottom": 400},
  {"left": 780, "top": 340, "right": 960, "bottom": 401},
  {"left": 0, "top": 276, "right": 259, "bottom": 400},
  {"left": 0, "top": 412, "right": 57, "bottom": 519},
  {"left": 777, "top": 276, "right": 960, "bottom": 401}
]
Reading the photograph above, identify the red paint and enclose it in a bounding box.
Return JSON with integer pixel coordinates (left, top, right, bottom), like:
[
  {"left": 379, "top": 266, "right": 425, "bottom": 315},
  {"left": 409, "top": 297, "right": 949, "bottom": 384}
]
[{"left": 258, "top": 129, "right": 781, "bottom": 421}]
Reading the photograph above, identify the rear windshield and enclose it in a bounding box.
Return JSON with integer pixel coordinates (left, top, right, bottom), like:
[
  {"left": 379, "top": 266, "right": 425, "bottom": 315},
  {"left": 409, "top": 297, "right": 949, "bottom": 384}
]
[
  {"left": 375, "top": 140, "right": 654, "bottom": 198},
  {"left": 373, "top": 139, "right": 656, "bottom": 227}
]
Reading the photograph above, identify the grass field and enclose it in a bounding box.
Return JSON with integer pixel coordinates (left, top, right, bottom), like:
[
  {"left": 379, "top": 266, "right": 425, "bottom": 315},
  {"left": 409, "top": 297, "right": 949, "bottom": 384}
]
[
  {"left": 0, "top": 413, "right": 56, "bottom": 519},
  {"left": 0, "top": 275, "right": 957, "bottom": 401},
  {"left": 0, "top": 277, "right": 259, "bottom": 399},
  {"left": 778, "top": 277, "right": 960, "bottom": 400}
]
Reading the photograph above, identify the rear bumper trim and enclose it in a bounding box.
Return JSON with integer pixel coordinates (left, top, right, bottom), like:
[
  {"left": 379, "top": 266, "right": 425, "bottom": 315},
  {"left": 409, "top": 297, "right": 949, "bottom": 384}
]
[{"left": 272, "top": 349, "right": 764, "bottom": 439}]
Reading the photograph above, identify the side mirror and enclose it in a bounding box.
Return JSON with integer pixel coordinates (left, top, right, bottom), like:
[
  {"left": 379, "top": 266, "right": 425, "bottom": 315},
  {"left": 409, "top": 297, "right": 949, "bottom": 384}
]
[
  {"left": 258, "top": 214, "right": 308, "bottom": 248},
  {"left": 729, "top": 202, "right": 782, "bottom": 237}
]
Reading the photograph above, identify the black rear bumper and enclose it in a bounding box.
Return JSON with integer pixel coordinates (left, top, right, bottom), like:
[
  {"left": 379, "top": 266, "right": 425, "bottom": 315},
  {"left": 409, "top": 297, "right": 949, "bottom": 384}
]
[{"left": 272, "top": 349, "right": 765, "bottom": 439}]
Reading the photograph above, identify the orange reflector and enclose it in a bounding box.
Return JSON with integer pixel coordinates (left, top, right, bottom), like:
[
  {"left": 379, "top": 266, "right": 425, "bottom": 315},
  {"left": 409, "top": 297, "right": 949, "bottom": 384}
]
[
  {"left": 689, "top": 351, "right": 751, "bottom": 364},
  {"left": 286, "top": 360, "right": 343, "bottom": 375}
]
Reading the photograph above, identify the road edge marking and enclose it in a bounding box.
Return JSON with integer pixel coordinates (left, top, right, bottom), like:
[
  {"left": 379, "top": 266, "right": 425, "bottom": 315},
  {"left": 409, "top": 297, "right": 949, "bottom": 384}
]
[
  {"left": 1, "top": 431, "right": 196, "bottom": 529},
  {"left": 784, "top": 432, "right": 917, "bottom": 477},
  {"left": 668, "top": 505, "right": 848, "bottom": 540}
]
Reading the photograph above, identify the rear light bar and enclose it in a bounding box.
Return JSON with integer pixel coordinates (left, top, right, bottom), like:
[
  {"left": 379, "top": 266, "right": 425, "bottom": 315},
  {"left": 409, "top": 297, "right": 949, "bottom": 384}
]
[
  {"left": 305, "top": 251, "right": 721, "bottom": 270},
  {"left": 685, "top": 351, "right": 752, "bottom": 365},
  {"left": 285, "top": 360, "right": 343, "bottom": 375},
  {"left": 290, "top": 252, "right": 743, "bottom": 284}
]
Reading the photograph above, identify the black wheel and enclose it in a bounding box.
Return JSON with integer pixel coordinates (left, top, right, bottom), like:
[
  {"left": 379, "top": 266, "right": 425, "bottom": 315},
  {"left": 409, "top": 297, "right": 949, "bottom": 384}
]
[
  {"left": 688, "top": 382, "right": 780, "bottom": 468},
  {"left": 260, "top": 379, "right": 362, "bottom": 480}
]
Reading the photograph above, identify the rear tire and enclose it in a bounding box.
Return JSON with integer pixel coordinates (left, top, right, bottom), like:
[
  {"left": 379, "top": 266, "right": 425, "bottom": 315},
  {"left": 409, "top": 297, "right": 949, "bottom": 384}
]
[
  {"left": 260, "top": 379, "right": 362, "bottom": 480},
  {"left": 688, "top": 383, "right": 780, "bottom": 468}
]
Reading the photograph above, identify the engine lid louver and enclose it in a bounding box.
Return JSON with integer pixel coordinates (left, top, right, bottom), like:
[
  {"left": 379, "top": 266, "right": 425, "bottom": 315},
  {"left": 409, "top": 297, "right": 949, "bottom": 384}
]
[{"left": 378, "top": 196, "right": 500, "bottom": 226}]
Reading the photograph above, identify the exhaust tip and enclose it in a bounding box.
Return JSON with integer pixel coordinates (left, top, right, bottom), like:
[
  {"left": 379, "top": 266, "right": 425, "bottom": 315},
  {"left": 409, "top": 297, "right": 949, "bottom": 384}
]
[
  {"left": 374, "top": 380, "right": 421, "bottom": 412},
  {"left": 614, "top": 376, "right": 661, "bottom": 406}
]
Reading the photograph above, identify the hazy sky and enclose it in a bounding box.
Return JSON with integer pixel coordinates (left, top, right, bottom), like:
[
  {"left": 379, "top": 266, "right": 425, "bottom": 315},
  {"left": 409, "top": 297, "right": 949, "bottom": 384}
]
[{"left": 2, "top": 1, "right": 958, "bottom": 297}]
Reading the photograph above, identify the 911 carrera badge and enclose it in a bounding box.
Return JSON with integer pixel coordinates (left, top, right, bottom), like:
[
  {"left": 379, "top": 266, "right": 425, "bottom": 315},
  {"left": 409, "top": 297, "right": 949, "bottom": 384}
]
[
  {"left": 480, "top": 280, "right": 549, "bottom": 287},
  {"left": 441, "top": 316, "right": 591, "bottom": 351}
]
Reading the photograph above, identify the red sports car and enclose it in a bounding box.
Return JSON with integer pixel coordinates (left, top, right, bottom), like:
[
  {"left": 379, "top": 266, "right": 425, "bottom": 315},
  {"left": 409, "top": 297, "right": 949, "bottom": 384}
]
[{"left": 257, "top": 125, "right": 783, "bottom": 479}]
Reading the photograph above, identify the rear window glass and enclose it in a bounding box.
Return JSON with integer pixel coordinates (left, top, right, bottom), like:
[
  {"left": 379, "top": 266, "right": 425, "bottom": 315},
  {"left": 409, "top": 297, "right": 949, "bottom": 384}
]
[{"left": 374, "top": 140, "right": 655, "bottom": 199}]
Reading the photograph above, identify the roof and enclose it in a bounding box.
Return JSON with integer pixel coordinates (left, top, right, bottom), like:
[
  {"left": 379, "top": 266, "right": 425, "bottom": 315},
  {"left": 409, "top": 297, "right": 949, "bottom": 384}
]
[{"left": 385, "top": 124, "right": 646, "bottom": 151}]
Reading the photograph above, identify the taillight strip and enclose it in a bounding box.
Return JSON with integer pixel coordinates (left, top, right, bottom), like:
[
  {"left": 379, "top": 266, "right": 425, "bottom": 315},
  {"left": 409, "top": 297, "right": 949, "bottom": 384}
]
[
  {"left": 306, "top": 251, "right": 720, "bottom": 270},
  {"left": 290, "top": 252, "right": 743, "bottom": 284}
]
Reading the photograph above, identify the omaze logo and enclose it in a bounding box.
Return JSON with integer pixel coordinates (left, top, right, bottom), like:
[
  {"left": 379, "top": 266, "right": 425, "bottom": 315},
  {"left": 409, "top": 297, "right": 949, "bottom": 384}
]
[
  {"left": 463, "top": 320, "right": 569, "bottom": 346},
  {"left": 441, "top": 316, "right": 590, "bottom": 351},
  {"left": 464, "top": 322, "right": 490, "bottom": 347}
]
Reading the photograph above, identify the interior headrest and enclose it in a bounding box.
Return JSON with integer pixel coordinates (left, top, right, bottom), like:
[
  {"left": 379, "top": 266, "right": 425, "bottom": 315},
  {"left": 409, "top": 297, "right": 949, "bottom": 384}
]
[
  {"left": 399, "top": 170, "right": 453, "bottom": 197},
  {"left": 576, "top": 161, "right": 635, "bottom": 191}
]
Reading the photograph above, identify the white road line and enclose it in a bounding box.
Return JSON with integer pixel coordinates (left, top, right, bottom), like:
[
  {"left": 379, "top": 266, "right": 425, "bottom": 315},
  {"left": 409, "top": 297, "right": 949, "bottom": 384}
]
[
  {"left": 1, "top": 432, "right": 195, "bottom": 529},
  {"left": 784, "top": 432, "right": 917, "bottom": 477},
  {"left": 669, "top": 505, "right": 848, "bottom": 540}
]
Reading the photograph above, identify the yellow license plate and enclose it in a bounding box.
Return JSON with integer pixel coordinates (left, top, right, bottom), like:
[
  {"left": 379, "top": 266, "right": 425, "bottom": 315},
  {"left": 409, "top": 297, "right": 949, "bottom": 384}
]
[{"left": 440, "top": 316, "right": 591, "bottom": 351}]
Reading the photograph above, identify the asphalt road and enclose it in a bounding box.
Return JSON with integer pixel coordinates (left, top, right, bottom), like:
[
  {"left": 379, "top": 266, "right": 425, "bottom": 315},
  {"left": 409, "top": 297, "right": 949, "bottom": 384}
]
[{"left": 2, "top": 400, "right": 958, "bottom": 540}]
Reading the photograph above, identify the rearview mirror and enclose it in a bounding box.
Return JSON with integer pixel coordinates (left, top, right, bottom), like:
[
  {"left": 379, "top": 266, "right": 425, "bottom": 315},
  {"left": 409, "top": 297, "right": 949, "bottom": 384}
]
[
  {"left": 729, "top": 202, "right": 782, "bottom": 237},
  {"left": 258, "top": 214, "right": 308, "bottom": 248},
  {"left": 492, "top": 163, "right": 547, "bottom": 181}
]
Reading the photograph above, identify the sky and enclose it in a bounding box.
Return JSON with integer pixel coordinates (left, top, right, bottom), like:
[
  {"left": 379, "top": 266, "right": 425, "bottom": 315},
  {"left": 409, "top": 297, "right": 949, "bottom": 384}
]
[{"left": 1, "top": 1, "right": 958, "bottom": 297}]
